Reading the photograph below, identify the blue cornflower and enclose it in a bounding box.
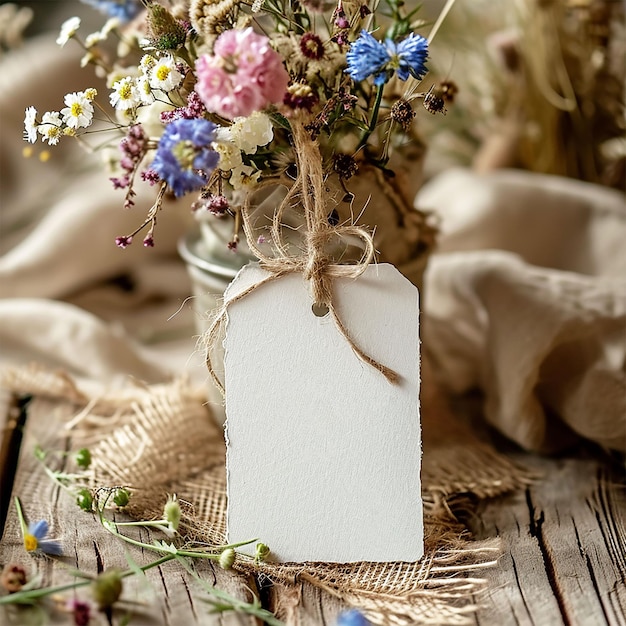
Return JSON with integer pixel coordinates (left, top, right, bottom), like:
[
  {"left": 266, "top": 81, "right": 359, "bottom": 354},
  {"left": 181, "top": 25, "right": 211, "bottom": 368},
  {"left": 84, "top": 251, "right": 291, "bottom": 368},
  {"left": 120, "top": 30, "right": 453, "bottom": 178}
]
[
  {"left": 345, "top": 30, "right": 429, "bottom": 86},
  {"left": 23, "top": 520, "right": 63, "bottom": 556},
  {"left": 336, "top": 608, "right": 370, "bottom": 626},
  {"left": 79, "top": 0, "right": 142, "bottom": 22},
  {"left": 151, "top": 118, "right": 219, "bottom": 198}
]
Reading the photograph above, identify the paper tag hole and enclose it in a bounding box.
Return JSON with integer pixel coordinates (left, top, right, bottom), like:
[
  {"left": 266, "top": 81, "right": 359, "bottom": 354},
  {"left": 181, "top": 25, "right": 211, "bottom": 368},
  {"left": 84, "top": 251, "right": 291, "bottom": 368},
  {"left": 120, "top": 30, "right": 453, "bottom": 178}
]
[{"left": 312, "top": 303, "right": 330, "bottom": 318}]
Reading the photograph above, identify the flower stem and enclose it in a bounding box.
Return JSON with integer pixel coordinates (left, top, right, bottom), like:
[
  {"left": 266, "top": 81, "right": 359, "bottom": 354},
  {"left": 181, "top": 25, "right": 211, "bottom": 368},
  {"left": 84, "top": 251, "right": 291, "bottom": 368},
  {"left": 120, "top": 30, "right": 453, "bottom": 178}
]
[
  {"left": 0, "top": 554, "right": 176, "bottom": 606},
  {"left": 357, "top": 84, "right": 384, "bottom": 153}
]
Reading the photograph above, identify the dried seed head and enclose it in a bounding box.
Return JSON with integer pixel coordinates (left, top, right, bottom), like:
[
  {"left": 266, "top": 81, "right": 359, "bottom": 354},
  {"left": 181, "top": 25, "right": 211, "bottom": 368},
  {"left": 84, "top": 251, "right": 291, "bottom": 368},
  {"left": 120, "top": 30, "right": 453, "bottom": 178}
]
[
  {"left": 333, "top": 153, "right": 359, "bottom": 180},
  {"left": 300, "top": 32, "right": 325, "bottom": 60},
  {"left": 1, "top": 563, "right": 28, "bottom": 593},
  {"left": 423, "top": 87, "right": 446, "bottom": 115},
  {"left": 146, "top": 2, "right": 186, "bottom": 50},
  {"left": 390, "top": 99, "right": 416, "bottom": 130}
]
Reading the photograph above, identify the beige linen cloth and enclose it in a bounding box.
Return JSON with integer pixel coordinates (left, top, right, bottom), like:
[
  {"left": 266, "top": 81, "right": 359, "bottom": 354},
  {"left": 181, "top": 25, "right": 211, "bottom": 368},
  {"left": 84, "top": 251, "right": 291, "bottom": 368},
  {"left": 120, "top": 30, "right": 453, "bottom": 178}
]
[{"left": 1, "top": 36, "right": 624, "bottom": 452}]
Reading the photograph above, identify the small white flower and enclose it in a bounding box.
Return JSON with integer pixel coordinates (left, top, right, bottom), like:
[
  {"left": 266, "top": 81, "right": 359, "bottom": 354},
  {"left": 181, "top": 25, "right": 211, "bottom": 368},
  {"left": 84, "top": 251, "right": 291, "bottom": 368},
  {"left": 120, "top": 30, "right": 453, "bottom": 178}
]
[
  {"left": 85, "top": 32, "right": 103, "bottom": 48},
  {"left": 136, "top": 75, "right": 155, "bottom": 105},
  {"left": 110, "top": 77, "right": 139, "bottom": 111},
  {"left": 149, "top": 57, "right": 183, "bottom": 92},
  {"left": 139, "top": 54, "right": 157, "bottom": 74},
  {"left": 61, "top": 91, "right": 94, "bottom": 129},
  {"left": 230, "top": 164, "right": 261, "bottom": 190},
  {"left": 230, "top": 111, "right": 274, "bottom": 154},
  {"left": 106, "top": 65, "right": 138, "bottom": 89},
  {"left": 85, "top": 18, "right": 120, "bottom": 47},
  {"left": 23, "top": 106, "right": 38, "bottom": 143},
  {"left": 214, "top": 127, "right": 243, "bottom": 171},
  {"left": 101, "top": 17, "right": 120, "bottom": 37},
  {"left": 56, "top": 16, "right": 81, "bottom": 47},
  {"left": 37, "top": 111, "right": 63, "bottom": 145},
  {"left": 135, "top": 99, "right": 174, "bottom": 137}
]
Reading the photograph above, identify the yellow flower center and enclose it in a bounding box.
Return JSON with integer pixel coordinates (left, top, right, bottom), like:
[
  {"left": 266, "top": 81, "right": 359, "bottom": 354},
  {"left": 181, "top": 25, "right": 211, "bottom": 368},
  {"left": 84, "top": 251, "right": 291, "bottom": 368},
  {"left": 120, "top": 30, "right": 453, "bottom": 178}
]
[
  {"left": 156, "top": 66, "right": 171, "bottom": 81},
  {"left": 24, "top": 534, "right": 38, "bottom": 552},
  {"left": 172, "top": 140, "right": 197, "bottom": 170},
  {"left": 71, "top": 102, "right": 83, "bottom": 117},
  {"left": 119, "top": 83, "right": 133, "bottom": 100}
]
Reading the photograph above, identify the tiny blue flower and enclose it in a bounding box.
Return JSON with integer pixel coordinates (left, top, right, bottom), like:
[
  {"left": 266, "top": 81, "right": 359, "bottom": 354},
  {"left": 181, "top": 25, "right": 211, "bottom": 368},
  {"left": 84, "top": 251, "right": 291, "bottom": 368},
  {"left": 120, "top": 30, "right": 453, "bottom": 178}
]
[
  {"left": 24, "top": 520, "right": 63, "bottom": 556},
  {"left": 336, "top": 608, "right": 370, "bottom": 626},
  {"left": 345, "top": 30, "right": 429, "bottom": 86},
  {"left": 151, "top": 118, "right": 219, "bottom": 198},
  {"left": 79, "top": 0, "right": 142, "bottom": 22}
]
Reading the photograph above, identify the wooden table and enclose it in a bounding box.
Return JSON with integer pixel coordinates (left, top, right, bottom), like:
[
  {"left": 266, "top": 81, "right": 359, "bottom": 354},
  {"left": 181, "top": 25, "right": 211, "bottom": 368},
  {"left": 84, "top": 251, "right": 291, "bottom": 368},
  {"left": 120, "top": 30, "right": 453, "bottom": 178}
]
[{"left": 1, "top": 390, "right": 624, "bottom": 625}]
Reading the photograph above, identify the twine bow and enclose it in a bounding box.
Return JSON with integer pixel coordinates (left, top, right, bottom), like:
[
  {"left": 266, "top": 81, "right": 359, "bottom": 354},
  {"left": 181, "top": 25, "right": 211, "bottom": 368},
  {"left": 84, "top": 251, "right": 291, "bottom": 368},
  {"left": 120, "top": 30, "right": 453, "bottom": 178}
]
[{"left": 205, "top": 120, "right": 399, "bottom": 394}]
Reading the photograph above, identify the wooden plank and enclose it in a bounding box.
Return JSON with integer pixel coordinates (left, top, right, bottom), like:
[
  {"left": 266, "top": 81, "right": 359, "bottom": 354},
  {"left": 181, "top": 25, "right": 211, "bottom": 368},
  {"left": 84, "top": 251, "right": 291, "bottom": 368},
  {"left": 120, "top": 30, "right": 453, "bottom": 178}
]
[
  {"left": 266, "top": 580, "right": 346, "bottom": 626},
  {"left": 470, "top": 488, "right": 565, "bottom": 626},
  {"left": 528, "top": 458, "right": 626, "bottom": 626},
  {"left": 470, "top": 454, "right": 626, "bottom": 626},
  {"left": 4, "top": 393, "right": 624, "bottom": 626},
  {"left": 0, "top": 397, "right": 258, "bottom": 626},
  {"left": 0, "top": 391, "right": 25, "bottom": 536}
]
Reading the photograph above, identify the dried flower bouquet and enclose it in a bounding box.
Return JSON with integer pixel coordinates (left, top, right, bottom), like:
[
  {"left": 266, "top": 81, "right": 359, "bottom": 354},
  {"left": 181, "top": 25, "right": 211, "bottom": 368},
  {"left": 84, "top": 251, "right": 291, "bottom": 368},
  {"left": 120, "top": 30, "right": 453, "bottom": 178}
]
[{"left": 23, "top": 0, "right": 451, "bottom": 273}]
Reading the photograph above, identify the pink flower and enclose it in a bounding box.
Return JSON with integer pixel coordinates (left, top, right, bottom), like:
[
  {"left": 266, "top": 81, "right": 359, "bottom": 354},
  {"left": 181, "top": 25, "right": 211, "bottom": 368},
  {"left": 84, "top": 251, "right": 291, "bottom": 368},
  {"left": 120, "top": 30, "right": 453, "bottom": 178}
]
[{"left": 194, "top": 28, "right": 289, "bottom": 120}]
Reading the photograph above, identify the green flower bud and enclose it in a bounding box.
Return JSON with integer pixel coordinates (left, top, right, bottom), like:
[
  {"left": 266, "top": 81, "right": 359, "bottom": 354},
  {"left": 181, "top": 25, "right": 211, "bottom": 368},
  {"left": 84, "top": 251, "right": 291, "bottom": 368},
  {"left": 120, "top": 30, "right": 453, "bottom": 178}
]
[
  {"left": 91, "top": 569, "right": 123, "bottom": 609},
  {"left": 163, "top": 495, "right": 181, "bottom": 532},
  {"left": 74, "top": 448, "right": 92, "bottom": 469},
  {"left": 76, "top": 488, "right": 93, "bottom": 512},
  {"left": 255, "top": 542, "right": 270, "bottom": 562},
  {"left": 219, "top": 548, "right": 236, "bottom": 570},
  {"left": 113, "top": 488, "right": 130, "bottom": 508}
]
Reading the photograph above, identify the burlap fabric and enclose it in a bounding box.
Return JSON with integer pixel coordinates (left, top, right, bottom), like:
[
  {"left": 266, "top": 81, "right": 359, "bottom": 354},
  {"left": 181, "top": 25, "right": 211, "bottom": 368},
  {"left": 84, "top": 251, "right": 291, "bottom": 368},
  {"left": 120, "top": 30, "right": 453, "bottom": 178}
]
[{"left": 2, "top": 363, "right": 530, "bottom": 625}]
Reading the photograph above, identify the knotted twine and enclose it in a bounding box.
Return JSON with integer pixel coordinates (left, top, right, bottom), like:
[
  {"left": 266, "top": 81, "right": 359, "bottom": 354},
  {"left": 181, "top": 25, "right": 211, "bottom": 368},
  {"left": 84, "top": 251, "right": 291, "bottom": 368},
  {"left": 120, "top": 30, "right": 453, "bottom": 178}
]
[{"left": 205, "top": 119, "right": 399, "bottom": 393}]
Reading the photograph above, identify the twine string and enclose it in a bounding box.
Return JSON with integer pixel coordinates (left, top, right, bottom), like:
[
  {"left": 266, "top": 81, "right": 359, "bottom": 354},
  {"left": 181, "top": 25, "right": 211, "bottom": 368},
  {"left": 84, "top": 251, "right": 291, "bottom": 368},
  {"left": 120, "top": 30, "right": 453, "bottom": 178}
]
[{"left": 205, "top": 119, "right": 399, "bottom": 394}]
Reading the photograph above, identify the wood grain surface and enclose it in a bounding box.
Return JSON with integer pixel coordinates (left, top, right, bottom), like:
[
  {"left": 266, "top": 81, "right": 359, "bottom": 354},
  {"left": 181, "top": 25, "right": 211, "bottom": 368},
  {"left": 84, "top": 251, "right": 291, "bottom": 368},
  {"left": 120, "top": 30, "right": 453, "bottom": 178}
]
[{"left": 1, "top": 395, "right": 624, "bottom": 626}]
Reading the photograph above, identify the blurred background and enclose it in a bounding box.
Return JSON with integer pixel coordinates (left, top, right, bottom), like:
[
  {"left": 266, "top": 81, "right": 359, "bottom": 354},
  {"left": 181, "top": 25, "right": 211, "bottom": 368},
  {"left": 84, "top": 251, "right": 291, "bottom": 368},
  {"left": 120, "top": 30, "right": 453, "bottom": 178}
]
[{"left": 0, "top": 0, "right": 624, "bottom": 451}]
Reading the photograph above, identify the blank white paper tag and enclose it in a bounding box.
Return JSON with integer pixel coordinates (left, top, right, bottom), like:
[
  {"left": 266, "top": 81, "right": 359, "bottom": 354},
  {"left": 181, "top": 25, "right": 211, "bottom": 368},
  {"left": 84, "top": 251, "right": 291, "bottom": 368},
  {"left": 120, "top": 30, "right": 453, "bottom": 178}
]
[{"left": 224, "top": 263, "right": 422, "bottom": 563}]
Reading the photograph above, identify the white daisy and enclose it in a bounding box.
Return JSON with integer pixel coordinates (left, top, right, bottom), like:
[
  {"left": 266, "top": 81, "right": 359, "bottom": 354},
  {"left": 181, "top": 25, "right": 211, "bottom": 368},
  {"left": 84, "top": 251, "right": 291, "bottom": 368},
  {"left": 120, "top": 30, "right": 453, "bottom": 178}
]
[
  {"left": 23, "top": 106, "right": 38, "bottom": 143},
  {"left": 110, "top": 77, "right": 140, "bottom": 111},
  {"left": 136, "top": 76, "right": 155, "bottom": 105},
  {"left": 37, "top": 111, "right": 63, "bottom": 145},
  {"left": 139, "top": 54, "right": 157, "bottom": 75},
  {"left": 56, "top": 16, "right": 81, "bottom": 47},
  {"left": 149, "top": 57, "right": 183, "bottom": 92},
  {"left": 61, "top": 91, "right": 94, "bottom": 129}
]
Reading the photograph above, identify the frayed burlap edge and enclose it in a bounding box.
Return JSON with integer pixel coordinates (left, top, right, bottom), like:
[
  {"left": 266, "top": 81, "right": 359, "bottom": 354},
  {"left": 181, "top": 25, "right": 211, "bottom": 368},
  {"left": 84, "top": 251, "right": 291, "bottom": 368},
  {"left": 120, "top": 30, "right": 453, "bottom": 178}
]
[{"left": 1, "top": 365, "right": 533, "bottom": 625}]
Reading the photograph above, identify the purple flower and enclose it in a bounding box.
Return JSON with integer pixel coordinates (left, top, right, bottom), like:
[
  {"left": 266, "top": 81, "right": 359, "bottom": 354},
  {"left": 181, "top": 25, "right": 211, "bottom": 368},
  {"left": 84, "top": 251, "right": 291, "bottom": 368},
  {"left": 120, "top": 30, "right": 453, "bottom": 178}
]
[
  {"left": 24, "top": 520, "right": 62, "bottom": 556},
  {"left": 79, "top": 0, "right": 142, "bottom": 22},
  {"left": 345, "top": 30, "right": 428, "bottom": 86},
  {"left": 115, "top": 235, "right": 133, "bottom": 249},
  {"left": 150, "top": 118, "right": 219, "bottom": 198},
  {"left": 66, "top": 599, "right": 92, "bottom": 626}
]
